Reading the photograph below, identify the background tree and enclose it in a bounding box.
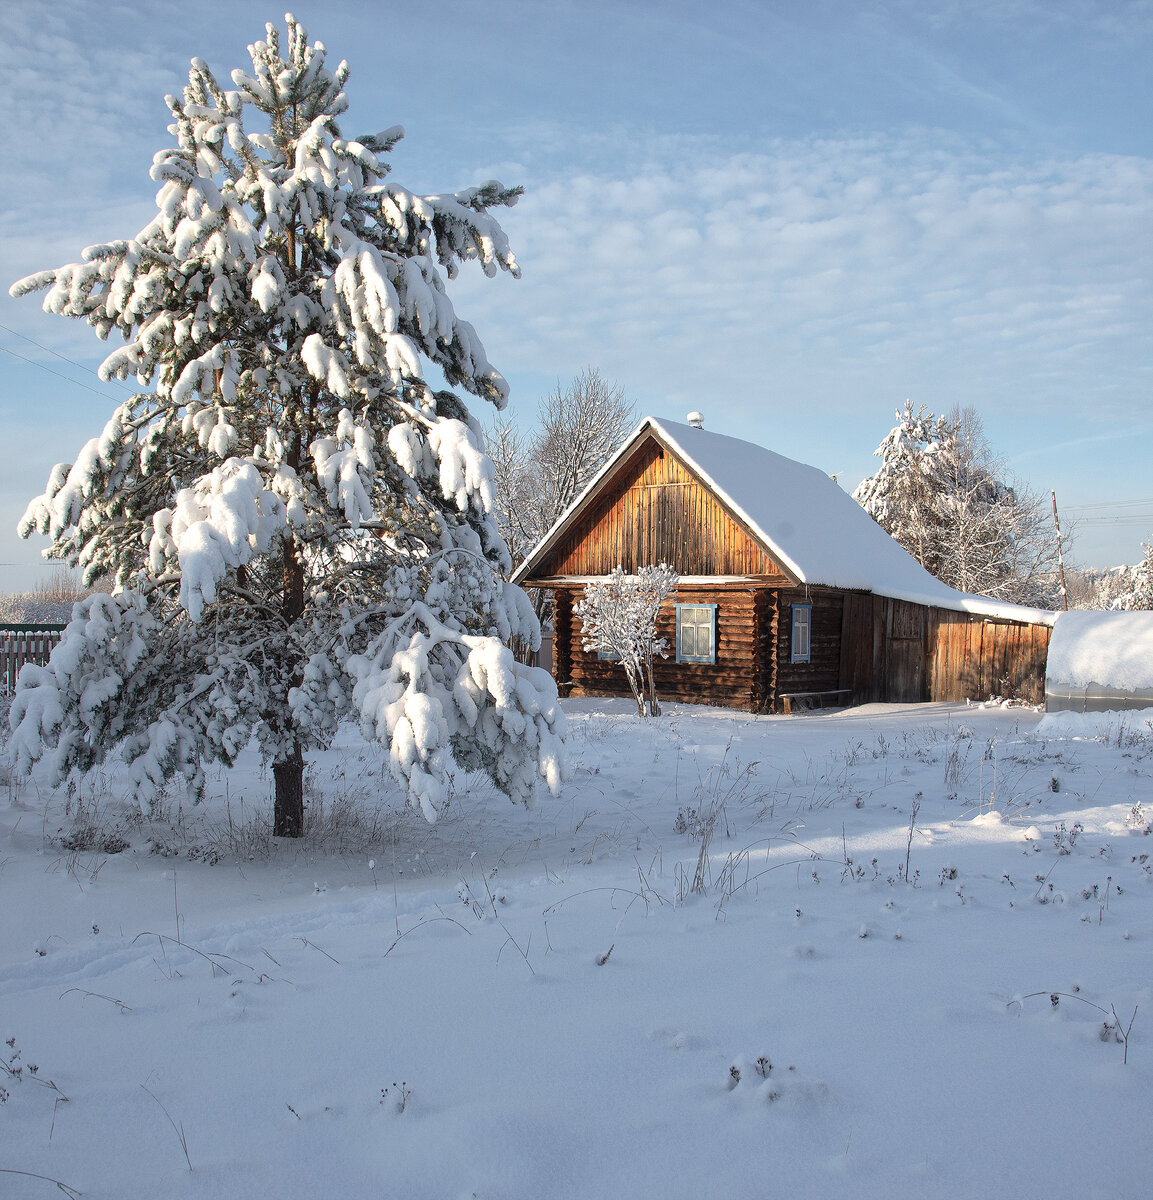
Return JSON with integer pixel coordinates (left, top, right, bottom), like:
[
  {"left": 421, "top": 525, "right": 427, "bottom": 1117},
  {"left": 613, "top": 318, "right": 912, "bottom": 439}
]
[
  {"left": 854, "top": 402, "right": 1060, "bottom": 605},
  {"left": 1110, "top": 541, "right": 1153, "bottom": 610},
  {"left": 0, "top": 569, "right": 106, "bottom": 625},
  {"left": 486, "top": 367, "right": 635, "bottom": 574},
  {"left": 574, "top": 564, "right": 678, "bottom": 718},
  {"left": 8, "top": 16, "right": 564, "bottom": 835}
]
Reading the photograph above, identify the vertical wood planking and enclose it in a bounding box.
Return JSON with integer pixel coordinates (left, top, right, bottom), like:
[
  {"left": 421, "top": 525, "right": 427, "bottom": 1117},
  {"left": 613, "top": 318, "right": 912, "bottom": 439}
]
[{"left": 543, "top": 438, "right": 788, "bottom": 579}]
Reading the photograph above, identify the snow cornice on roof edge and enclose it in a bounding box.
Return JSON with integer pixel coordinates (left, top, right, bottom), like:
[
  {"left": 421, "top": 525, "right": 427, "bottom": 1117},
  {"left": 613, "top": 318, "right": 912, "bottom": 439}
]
[{"left": 510, "top": 416, "right": 1056, "bottom": 628}]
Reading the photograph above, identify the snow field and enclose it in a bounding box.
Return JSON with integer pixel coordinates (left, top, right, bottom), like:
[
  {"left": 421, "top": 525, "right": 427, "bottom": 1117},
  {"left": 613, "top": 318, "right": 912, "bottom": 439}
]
[{"left": 2, "top": 699, "right": 1152, "bottom": 1199}]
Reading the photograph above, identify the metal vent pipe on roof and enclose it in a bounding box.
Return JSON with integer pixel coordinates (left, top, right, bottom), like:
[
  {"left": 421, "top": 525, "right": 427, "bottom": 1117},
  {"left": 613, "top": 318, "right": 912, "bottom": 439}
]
[{"left": 686, "top": 411, "right": 704, "bottom": 428}]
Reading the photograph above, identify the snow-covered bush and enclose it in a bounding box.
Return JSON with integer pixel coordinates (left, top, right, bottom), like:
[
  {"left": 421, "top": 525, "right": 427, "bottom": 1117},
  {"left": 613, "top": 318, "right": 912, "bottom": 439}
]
[
  {"left": 575, "top": 565, "right": 678, "bottom": 717},
  {"left": 8, "top": 16, "right": 565, "bottom": 833}
]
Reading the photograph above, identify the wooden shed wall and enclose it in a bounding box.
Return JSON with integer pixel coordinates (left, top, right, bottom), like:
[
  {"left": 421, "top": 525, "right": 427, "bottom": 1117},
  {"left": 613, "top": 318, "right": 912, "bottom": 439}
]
[
  {"left": 929, "top": 612, "right": 1051, "bottom": 704},
  {"left": 839, "top": 592, "right": 883, "bottom": 703},
  {"left": 838, "top": 594, "right": 928, "bottom": 703},
  {"left": 542, "top": 440, "right": 790, "bottom": 579},
  {"left": 840, "top": 595, "right": 1050, "bottom": 706}
]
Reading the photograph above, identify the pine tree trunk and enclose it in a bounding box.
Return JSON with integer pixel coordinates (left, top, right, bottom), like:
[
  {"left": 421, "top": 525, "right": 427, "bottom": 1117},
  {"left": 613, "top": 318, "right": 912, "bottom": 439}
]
[
  {"left": 274, "top": 520, "right": 308, "bottom": 838},
  {"left": 273, "top": 742, "right": 305, "bottom": 837}
]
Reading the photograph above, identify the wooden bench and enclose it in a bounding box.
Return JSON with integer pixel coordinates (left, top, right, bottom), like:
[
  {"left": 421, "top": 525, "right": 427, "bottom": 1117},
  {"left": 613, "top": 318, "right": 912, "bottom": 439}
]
[{"left": 779, "top": 689, "right": 852, "bottom": 714}]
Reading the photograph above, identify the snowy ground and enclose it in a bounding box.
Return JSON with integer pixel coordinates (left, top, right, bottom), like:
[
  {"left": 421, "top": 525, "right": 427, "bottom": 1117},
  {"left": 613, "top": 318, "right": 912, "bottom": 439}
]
[{"left": 2, "top": 698, "right": 1151, "bottom": 1200}]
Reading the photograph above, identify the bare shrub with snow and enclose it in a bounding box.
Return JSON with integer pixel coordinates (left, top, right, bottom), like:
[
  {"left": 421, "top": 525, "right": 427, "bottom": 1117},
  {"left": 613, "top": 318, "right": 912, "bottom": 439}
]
[
  {"left": 7, "top": 16, "right": 564, "bottom": 834},
  {"left": 575, "top": 564, "right": 678, "bottom": 717}
]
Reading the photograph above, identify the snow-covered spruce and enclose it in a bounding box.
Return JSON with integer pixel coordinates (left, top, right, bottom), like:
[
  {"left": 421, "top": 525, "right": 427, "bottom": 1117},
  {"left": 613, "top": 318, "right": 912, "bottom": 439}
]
[{"left": 8, "top": 15, "right": 564, "bottom": 833}]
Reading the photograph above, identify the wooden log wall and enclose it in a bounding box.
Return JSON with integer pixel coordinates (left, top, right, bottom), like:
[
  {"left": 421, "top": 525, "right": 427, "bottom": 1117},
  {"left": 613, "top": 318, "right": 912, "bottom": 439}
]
[
  {"left": 553, "top": 591, "right": 575, "bottom": 697},
  {"left": 552, "top": 585, "right": 763, "bottom": 710},
  {"left": 775, "top": 588, "right": 845, "bottom": 702},
  {"left": 754, "top": 589, "right": 779, "bottom": 712},
  {"left": 548, "top": 586, "right": 1052, "bottom": 711},
  {"left": 544, "top": 440, "right": 790, "bottom": 580}
]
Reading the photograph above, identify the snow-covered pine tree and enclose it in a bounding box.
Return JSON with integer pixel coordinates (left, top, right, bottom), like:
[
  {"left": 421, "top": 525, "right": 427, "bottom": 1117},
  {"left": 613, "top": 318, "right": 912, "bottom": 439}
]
[
  {"left": 8, "top": 15, "right": 565, "bottom": 835},
  {"left": 855, "top": 402, "right": 1057, "bottom": 605},
  {"left": 852, "top": 401, "right": 954, "bottom": 576}
]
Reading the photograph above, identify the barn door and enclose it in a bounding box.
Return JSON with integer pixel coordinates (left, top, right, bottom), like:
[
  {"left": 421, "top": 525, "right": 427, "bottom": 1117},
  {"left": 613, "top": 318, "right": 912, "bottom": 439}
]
[{"left": 885, "top": 600, "right": 928, "bottom": 702}]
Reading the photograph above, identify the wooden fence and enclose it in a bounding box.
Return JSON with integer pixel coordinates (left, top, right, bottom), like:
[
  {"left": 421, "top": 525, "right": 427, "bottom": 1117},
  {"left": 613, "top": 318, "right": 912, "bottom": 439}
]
[{"left": 1, "top": 624, "right": 66, "bottom": 693}]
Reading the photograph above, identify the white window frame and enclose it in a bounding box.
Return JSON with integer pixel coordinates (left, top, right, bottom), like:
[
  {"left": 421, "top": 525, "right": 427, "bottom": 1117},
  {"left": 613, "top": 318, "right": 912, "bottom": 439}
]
[
  {"left": 676, "top": 603, "right": 717, "bottom": 664},
  {"left": 791, "top": 603, "right": 812, "bottom": 664}
]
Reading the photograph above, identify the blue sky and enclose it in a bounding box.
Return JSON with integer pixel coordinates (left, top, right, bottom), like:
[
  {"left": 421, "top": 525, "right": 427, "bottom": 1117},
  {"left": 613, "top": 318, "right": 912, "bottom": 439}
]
[{"left": 2, "top": 0, "right": 1151, "bottom": 592}]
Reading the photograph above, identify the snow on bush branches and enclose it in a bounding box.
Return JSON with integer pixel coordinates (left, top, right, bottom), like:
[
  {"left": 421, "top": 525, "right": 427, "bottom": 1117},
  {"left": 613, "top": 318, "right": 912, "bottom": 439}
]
[
  {"left": 8, "top": 15, "right": 565, "bottom": 832},
  {"left": 575, "top": 565, "right": 678, "bottom": 717}
]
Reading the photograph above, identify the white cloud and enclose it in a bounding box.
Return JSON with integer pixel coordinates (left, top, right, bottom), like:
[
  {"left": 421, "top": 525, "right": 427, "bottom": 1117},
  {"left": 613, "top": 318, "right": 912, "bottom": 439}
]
[
  {"left": 2, "top": 3, "right": 1150, "bottom": 573},
  {"left": 457, "top": 131, "right": 1152, "bottom": 425}
]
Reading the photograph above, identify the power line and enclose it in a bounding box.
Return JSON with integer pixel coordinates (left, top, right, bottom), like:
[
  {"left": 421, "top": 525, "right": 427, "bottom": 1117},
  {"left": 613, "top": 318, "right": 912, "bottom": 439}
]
[
  {"left": 1065, "top": 497, "right": 1153, "bottom": 511},
  {"left": 1074, "top": 515, "right": 1153, "bottom": 527},
  {"left": 1060, "top": 496, "right": 1153, "bottom": 532},
  {"left": 0, "top": 320, "right": 134, "bottom": 392},
  {"left": 0, "top": 342, "right": 124, "bottom": 403}
]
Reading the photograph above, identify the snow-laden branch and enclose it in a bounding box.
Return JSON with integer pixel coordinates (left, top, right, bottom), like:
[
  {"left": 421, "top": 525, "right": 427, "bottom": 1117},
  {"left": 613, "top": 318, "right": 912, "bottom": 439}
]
[
  {"left": 148, "top": 459, "right": 287, "bottom": 621},
  {"left": 335, "top": 605, "right": 565, "bottom": 822}
]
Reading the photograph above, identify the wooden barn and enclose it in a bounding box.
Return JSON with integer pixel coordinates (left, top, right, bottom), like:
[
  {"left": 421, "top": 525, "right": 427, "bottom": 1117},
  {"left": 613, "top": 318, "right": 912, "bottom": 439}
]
[{"left": 510, "top": 417, "right": 1056, "bottom": 712}]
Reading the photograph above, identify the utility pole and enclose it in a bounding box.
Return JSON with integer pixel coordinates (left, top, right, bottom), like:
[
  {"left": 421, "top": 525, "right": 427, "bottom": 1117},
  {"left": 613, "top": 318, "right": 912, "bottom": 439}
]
[{"left": 1052, "top": 490, "right": 1069, "bottom": 611}]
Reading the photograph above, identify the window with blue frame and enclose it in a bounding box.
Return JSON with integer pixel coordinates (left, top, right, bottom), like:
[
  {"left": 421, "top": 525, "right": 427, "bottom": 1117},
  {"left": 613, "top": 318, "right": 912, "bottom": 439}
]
[
  {"left": 676, "top": 603, "right": 717, "bottom": 664},
  {"left": 791, "top": 603, "right": 812, "bottom": 663}
]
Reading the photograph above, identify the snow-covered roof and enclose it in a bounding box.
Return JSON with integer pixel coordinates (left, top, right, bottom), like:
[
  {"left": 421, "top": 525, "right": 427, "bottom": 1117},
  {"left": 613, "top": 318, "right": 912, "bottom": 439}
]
[
  {"left": 513, "top": 416, "right": 1055, "bottom": 626},
  {"left": 1046, "top": 610, "right": 1153, "bottom": 692}
]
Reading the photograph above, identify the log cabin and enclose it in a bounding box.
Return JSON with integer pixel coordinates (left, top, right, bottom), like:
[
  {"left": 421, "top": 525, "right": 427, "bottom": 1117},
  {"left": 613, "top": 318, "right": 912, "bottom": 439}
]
[{"left": 510, "top": 416, "right": 1056, "bottom": 712}]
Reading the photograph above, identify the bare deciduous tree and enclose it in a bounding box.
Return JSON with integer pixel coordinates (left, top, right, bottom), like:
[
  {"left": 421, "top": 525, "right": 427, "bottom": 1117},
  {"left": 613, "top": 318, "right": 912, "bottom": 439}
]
[
  {"left": 486, "top": 367, "right": 636, "bottom": 573},
  {"left": 487, "top": 369, "right": 635, "bottom": 665}
]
